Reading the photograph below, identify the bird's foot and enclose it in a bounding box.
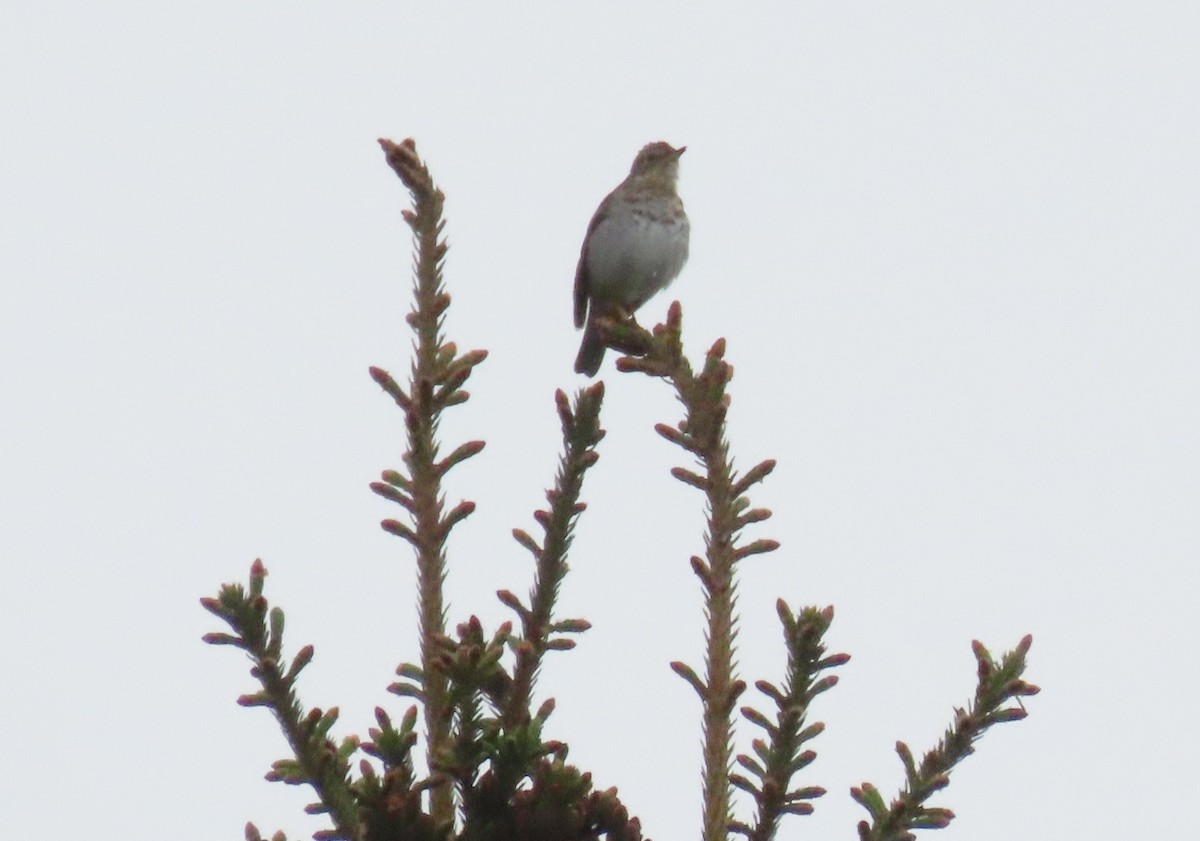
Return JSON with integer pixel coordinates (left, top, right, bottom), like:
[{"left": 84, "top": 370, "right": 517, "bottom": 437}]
[{"left": 595, "top": 311, "right": 653, "bottom": 357}]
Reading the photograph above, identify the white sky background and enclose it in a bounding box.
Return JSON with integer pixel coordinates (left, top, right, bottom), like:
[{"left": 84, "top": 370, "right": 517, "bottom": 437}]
[{"left": 1, "top": 3, "right": 1197, "bottom": 839}]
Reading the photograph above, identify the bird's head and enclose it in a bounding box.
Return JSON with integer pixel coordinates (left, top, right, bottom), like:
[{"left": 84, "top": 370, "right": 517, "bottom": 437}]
[{"left": 629, "top": 142, "right": 686, "bottom": 183}]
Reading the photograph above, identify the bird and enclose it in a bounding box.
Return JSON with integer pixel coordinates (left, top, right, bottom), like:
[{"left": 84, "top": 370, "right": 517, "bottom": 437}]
[{"left": 573, "top": 142, "right": 690, "bottom": 376}]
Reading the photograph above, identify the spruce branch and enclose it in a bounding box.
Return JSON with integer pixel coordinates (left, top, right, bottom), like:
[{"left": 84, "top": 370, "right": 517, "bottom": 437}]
[
  {"left": 731, "top": 602, "right": 849, "bottom": 841},
  {"left": 851, "top": 635, "right": 1040, "bottom": 841},
  {"left": 424, "top": 615, "right": 517, "bottom": 813},
  {"left": 501, "top": 384, "right": 606, "bottom": 728},
  {"left": 355, "top": 706, "right": 447, "bottom": 841},
  {"left": 201, "top": 561, "right": 362, "bottom": 841},
  {"left": 608, "top": 303, "right": 777, "bottom": 841},
  {"left": 245, "top": 824, "right": 289, "bottom": 841},
  {"left": 373, "top": 138, "right": 488, "bottom": 825}
]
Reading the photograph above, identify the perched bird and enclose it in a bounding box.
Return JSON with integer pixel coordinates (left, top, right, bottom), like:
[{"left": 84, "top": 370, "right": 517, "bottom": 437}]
[{"left": 573, "top": 142, "right": 690, "bottom": 376}]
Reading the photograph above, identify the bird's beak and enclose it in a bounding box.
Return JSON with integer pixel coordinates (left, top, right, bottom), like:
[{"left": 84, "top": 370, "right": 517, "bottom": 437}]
[{"left": 674, "top": 146, "right": 687, "bottom": 157}]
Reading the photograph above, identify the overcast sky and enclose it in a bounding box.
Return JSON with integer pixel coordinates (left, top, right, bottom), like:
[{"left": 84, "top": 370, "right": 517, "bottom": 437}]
[{"left": 2, "top": 4, "right": 1197, "bottom": 840}]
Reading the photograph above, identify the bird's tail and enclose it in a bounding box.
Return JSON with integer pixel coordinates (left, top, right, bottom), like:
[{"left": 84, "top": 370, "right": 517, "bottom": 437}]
[{"left": 574, "top": 319, "right": 606, "bottom": 377}]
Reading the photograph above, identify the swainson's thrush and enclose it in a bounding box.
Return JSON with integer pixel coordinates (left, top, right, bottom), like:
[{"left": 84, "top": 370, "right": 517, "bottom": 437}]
[{"left": 573, "top": 142, "right": 690, "bottom": 376}]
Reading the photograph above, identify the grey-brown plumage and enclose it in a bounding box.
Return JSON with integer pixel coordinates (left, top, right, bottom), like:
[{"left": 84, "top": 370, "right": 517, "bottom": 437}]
[{"left": 573, "top": 142, "right": 690, "bottom": 376}]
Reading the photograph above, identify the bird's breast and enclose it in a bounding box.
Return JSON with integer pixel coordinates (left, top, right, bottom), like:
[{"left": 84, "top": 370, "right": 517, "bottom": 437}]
[{"left": 584, "top": 207, "right": 689, "bottom": 308}]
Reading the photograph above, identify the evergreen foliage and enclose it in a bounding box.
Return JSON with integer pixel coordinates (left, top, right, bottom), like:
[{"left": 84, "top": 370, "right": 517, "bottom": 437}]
[{"left": 203, "top": 138, "right": 1039, "bottom": 841}]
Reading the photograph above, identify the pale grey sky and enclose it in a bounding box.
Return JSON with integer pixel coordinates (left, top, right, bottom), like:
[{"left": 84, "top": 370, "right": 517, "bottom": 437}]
[{"left": 2, "top": 4, "right": 1197, "bottom": 840}]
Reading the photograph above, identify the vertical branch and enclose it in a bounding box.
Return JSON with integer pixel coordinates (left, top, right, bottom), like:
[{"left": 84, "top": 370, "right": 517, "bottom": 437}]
[
  {"left": 611, "top": 304, "right": 779, "bottom": 841},
  {"left": 500, "top": 385, "right": 606, "bottom": 727},
  {"left": 691, "top": 389, "right": 740, "bottom": 841},
  {"left": 731, "top": 602, "right": 848, "bottom": 841},
  {"left": 373, "top": 138, "right": 488, "bottom": 826}
]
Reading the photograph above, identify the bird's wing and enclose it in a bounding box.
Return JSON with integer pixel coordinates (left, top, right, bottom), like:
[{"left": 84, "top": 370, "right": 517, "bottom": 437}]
[
  {"left": 573, "top": 192, "right": 614, "bottom": 329},
  {"left": 573, "top": 251, "right": 590, "bottom": 329}
]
